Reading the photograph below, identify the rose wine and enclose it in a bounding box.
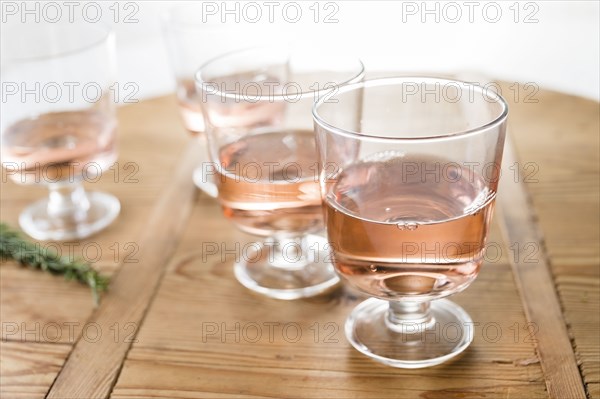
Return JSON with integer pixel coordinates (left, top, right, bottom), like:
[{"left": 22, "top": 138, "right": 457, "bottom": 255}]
[
  {"left": 200, "top": 72, "right": 286, "bottom": 130},
  {"left": 176, "top": 79, "right": 205, "bottom": 134},
  {"left": 325, "top": 154, "right": 496, "bottom": 300},
  {"left": 177, "top": 72, "right": 287, "bottom": 134},
  {"left": 216, "top": 130, "right": 322, "bottom": 236},
  {"left": 1, "top": 110, "right": 117, "bottom": 184}
]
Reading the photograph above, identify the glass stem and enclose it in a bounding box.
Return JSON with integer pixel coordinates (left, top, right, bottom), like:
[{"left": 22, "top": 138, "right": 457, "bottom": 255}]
[
  {"left": 266, "top": 234, "right": 312, "bottom": 270},
  {"left": 385, "top": 301, "right": 435, "bottom": 334},
  {"left": 47, "top": 180, "right": 90, "bottom": 222}
]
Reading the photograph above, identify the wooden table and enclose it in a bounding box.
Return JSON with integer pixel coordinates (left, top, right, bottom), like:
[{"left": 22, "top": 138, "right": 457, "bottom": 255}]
[{"left": 1, "top": 82, "right": 598, "bottom": 399}]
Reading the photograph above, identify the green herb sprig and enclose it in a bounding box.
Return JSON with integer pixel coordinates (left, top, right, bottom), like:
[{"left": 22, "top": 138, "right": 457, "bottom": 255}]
[{"left": 0, "top": 223, "right": 109, "bottom": 305}]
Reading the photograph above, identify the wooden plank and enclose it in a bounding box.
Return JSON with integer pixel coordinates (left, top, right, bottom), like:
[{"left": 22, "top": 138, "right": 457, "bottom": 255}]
[
  {"left": 0, "top": 341, "right": 71, "bottom": 399},
  {"left": 497, "top": 137, "right": 587, "bottom": 398},
  {"left": 554, "top": 264, "right": 600, "bottom": 398},
  {"left": 1, "top": 97, "right": 190, "bottom": 345},
  {"left": 113, "top": 351, "right": 546, "bottom": 399},
  {"left": 1, "top": 261, "right": 100, "bottom": 344},
  {"left": 45, "top": 137, "right": 199, "bottom": 398},
  {"left": 1, "top": 85, "right": 597, "bottom": 397},
  {"left": 0, "top": 205, "right": 155, "bottom": 344},
  {"left": 503, "top": 83, "right": 600, "bottom": 397},
  {"left": 110, "top": 196, "right": 546, "bottom": 398},
  {"left": 0, "top": 96, "right": 191, "bottom": 397},
  {"left": 505, "top": 87, "right": 600, "bottom": 267}
]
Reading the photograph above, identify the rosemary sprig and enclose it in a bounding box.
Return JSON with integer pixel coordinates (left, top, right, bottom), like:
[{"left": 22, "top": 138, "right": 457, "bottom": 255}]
[{"left": 0, "top": 223, "right": 109, "bottom": 305}]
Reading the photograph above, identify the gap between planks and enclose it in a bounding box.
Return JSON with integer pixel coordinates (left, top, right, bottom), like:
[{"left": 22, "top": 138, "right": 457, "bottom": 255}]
[
  {"left": 45, "top": 140, "right": 200, "bottom": 399},
  {"left": 497, "top": 135, "right": 587, "bottom": 399}
]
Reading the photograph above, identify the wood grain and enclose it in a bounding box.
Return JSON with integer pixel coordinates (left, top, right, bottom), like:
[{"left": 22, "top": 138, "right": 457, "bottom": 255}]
[
  {"left": 109, "top": 193, "right": 547, "bottom": 398},
  {"left": 0, "top": 96, "right": 189, "bottom": 396},
  {"left": 506, "top": 88, "right": 600, "bottom": 267},
  {"left": 555, "top": 264, "right": 600, "bottom": 397},
  {"left": 0, "top": 84, "right": 596, "bottom": 398},
  {"left": 0, "top": 341, "right": 71, "bottom": 399},
  {"left": 497, "top": 137, "right": 587, "bottom": 398},
  {"left": 1, "top": 97, "right": 190, "bottom": 344},
  {"left": 45, "top": 138, "right": 200, "bottom": 398},
  {"left": 503, "top": 83, "right": 600, "bottom": 397}
]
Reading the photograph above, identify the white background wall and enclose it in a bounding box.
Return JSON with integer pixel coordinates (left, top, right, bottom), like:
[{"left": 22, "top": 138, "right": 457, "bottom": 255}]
[{"left": 6, "top": 1, "right": 598, "bottom": 101}]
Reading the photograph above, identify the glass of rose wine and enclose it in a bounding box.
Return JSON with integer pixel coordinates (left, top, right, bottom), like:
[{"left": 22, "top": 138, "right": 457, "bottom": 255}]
[
  {"left": 313, "top": 77, "right": 508, "bottom": 367},
  {"left": 197, "top": 46, "right": 364, "bottom": 299},
  {"left": 1, "top": 20, "right": 120, "bottom": 241},
  {"left": 162, "top": 5, "right": 268, "bottom": 198}
]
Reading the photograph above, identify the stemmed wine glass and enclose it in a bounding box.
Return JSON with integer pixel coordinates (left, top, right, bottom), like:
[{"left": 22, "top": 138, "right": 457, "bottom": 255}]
[
  {"left": 1, "top": 20, "right": 120, "bottom": 241},
  {"left": 313, "top": 77, "right": 508, "bottom": 367},
  {"left": 197, "top": 46, "right": 364, "bottom": 299}
]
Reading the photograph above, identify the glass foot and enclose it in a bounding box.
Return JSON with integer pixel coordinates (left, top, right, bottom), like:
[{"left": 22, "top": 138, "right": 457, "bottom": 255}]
[
  {"left": 346, "top": 298, "right": 473, "bottom": 368},
  {"left": 19, "top": 191, "right": 120, "bottom": 241},
  {"left": 234, "top": 235, "right": 340, "bottom": 300},
  {"left": 193, "top": 166, "right": 218, "bottom": 198}
]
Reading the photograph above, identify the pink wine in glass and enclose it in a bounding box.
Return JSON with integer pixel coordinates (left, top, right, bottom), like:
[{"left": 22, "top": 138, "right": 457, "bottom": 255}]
[
  {"left": 178, "top": 74, "right": 286, "bottom": 135},
  {"left": 176, "top": 78, "right": 206, "bottom": 134},
  {"left": 2, "top": 109, "right": 117, "bottom": 185},
  {"left": 325, "top": 154, "right": 496, "bottom": 301},
  {"left": 216, "top": 130, "right": 322, "bottom": 236},
  {"left": 201, "top": 72, "right": 285, "bottom": 130}
]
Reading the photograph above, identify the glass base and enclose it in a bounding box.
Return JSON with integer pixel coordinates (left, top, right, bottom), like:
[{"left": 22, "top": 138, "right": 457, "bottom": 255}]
[
  {"left": 346, "top": 298, "right": 473, "bottom": 368},
  {"left": 19, "top": 191, "right": 120, "bottom": 241},
  {"left": 234, "top": 235, "right": 340, "bottom": 300},
  {"left": 193, "top": 166, "right": 218, "bottom": 198}
]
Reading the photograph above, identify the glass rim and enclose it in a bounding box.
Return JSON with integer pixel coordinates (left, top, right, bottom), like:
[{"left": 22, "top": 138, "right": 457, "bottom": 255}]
[
  {"left": 1, "top": 22, "right": 113, "bottom": 64},
  {"left": 194, "top": 45, "right": 365, "bottom": 101},
  {"left": 312, "top": 76, "right": 509, "bottom": 141}
]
